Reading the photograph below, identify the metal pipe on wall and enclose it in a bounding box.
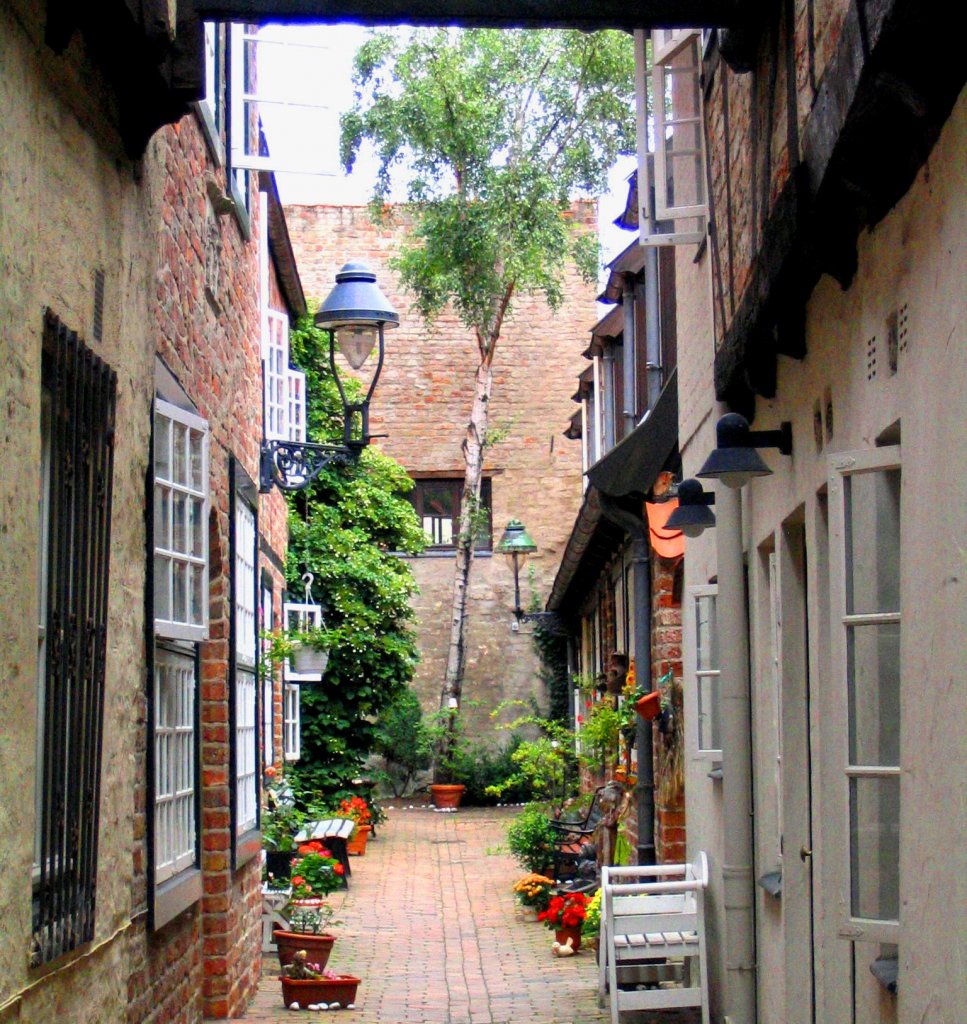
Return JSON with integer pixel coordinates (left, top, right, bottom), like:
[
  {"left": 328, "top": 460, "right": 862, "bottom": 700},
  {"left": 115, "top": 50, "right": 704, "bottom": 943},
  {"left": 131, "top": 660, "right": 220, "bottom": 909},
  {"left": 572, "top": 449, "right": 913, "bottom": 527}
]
[
  {"left": 716, "top": 484, "right": 757, "bottom": 1024},
  {"left": 622, "top": 276, "right": 637, "bottom": 434}
]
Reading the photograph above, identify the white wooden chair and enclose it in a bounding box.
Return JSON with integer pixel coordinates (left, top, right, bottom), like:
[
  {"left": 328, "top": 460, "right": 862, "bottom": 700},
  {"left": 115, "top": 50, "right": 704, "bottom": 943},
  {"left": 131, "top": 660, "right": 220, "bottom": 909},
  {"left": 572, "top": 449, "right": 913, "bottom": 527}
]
[{"left": 598, "top": 853, "right": 709, "bottom": 1024}]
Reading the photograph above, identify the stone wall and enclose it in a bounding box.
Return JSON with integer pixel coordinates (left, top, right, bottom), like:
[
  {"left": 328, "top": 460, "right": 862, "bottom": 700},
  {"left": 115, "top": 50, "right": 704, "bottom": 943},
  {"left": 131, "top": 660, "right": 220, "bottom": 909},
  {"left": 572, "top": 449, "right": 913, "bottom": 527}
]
[{"left": 285, "top": 204, "right": 597, "bottom": 740}]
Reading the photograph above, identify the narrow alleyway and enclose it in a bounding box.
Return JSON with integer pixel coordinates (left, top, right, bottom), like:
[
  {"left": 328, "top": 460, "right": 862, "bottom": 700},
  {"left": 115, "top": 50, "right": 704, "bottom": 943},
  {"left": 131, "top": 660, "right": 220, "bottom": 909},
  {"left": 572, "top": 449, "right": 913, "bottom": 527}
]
[{"left": 242, "top": 805, "right": 699, "bottom": 1024}]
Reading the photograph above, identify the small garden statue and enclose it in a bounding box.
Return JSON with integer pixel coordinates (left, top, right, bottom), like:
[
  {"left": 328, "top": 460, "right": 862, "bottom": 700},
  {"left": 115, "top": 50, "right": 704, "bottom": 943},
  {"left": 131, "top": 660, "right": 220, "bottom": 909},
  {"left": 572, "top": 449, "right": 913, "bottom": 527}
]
[{"left": 281, "top": 950, "right": 322, "bottom": 980}]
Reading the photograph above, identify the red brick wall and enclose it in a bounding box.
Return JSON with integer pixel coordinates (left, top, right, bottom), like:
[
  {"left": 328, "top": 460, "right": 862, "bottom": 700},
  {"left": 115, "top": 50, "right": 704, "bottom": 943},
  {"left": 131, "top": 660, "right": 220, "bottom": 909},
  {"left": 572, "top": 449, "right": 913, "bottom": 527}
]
[
  {"left": 130, "top": 109, "right": 290, "bottom": 1022},
  {"left": 651, "top": 554, "right": 685, "bottom": 864},
  {"left": 285, "top": 204, "right": 596, "bottom": 736}
]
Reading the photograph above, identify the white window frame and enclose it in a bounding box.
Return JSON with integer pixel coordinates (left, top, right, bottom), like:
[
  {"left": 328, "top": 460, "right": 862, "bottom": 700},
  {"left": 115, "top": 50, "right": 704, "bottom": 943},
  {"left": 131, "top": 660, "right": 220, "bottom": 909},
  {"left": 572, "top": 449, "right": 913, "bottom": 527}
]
[
  {"left": 283, "top": 683, "right": 301, "bottom": 761},
  {"left": 263, "top": 309, "right": 290, "bottom": 442},
  {"left": 687, "top": 584, "right": 721, "bottom": 758},
  {"left": 261, "top": 581, "right": 275, "bottom": 768},
  {"left": 154, "top": 644, "right": 198, "bottom": 884},
  {"left": 154, "top": 400, "right": 210, "bottom": 642},
  {"left": 829, "top": 446, "right": 902, "bottom": 944},
  {"left": 234, "top": 496, "right": 258, "bottom": 837},
  {"left": 228, "top": 25, "right": 338, "bottom": 176},
  {"left": 197, "top": 22, "right": 225, "bottom": 162},
  {"left": 635, "top": 29, "right": 707, "bottom": 247}
]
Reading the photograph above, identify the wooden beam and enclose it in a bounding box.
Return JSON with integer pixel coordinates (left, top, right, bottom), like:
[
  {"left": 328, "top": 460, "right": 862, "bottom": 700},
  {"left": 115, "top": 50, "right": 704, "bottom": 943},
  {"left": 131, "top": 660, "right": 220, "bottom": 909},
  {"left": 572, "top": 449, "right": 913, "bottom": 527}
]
[{"left": 191, "top": 0, "right": 748, "bottom": 31}]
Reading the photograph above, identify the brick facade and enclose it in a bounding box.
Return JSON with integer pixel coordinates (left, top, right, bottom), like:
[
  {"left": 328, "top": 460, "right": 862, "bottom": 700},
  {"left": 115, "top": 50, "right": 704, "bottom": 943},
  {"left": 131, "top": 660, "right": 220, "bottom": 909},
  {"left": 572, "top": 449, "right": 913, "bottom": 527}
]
[
  {"left": 128, "top": 112, "right": 292, "bottom": 1022},
  {"left": 285, "top": 204, "right": 597, "bottom": 738}
]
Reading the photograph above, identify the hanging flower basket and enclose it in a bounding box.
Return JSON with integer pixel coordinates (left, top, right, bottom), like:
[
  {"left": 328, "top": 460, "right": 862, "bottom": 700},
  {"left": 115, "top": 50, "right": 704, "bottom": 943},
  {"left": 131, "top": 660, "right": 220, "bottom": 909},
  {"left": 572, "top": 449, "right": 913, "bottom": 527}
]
[
  {"left": 635, "top": 691, "right": 662, "bottom": 721},
  {"left": 290, "top": 642, "right": 329, "bottom": 679}
]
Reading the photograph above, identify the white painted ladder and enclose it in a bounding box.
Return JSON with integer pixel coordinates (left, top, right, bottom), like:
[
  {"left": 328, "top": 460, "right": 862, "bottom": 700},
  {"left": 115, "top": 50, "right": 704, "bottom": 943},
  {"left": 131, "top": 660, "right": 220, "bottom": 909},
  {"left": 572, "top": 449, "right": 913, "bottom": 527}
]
[{"left": 598, "top": 854, "right": 710, "bottom": 1024}]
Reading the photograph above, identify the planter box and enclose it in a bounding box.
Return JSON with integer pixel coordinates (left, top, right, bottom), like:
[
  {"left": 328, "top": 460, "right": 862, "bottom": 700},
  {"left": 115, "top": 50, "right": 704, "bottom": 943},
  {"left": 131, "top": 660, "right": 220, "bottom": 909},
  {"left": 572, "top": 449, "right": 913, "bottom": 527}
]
[{"left": 280, "top": 974, "right": 360, "bottom": 1009}]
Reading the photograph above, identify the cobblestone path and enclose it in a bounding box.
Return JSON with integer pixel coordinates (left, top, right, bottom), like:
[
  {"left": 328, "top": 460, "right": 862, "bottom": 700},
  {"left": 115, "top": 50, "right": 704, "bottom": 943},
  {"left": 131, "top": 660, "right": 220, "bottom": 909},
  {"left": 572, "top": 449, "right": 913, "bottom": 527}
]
[{"left": 244, "top": 804, "right": 611, "bottom": 1024}]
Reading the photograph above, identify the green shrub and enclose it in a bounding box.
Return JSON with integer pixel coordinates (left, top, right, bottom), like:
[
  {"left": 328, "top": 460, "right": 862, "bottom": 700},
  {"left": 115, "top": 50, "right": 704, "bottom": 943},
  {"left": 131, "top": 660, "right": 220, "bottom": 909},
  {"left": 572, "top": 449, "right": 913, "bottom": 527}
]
[
  {"left": 374, "top": 686, "right": 433, "bottom": 796},
  {"left": 506, "top": 805, "right": 558, "bottom": 874},
  {"left": 446, "top": 736, "right": 530, "bottom": 805}
]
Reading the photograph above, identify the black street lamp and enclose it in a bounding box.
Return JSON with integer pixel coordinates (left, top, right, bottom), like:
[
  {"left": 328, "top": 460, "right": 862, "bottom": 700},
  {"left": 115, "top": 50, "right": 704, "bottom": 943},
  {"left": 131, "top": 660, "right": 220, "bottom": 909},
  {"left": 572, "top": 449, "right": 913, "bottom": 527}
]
[
  {"left": 696, "top": 412, "right": 792, "bottom": 489},
  {"left": 260, "top": 261, "right": 399, "bottom": 492}
]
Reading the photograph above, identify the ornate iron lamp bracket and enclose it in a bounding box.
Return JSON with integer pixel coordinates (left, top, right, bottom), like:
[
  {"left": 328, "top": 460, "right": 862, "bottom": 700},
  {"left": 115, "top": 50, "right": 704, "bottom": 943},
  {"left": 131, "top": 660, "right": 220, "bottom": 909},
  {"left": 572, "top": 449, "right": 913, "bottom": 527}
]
[{"left": 259, "top": 439, "right": 359, "bottom": 493}]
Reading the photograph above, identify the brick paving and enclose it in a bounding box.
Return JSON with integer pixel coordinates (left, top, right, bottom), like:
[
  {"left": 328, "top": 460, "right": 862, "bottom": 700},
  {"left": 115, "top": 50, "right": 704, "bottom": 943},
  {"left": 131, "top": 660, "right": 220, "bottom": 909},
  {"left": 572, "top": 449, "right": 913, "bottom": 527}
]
[{"left": 242, "top": 804, "right": 611, "bottom": 1023}]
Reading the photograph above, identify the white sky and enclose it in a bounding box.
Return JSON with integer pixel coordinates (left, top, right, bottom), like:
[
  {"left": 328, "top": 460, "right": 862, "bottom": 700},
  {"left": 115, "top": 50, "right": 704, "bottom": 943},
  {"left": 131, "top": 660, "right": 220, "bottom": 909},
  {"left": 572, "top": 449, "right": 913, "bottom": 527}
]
[{"left": 256, "top": 23, "right": 637, "bottom": 289}]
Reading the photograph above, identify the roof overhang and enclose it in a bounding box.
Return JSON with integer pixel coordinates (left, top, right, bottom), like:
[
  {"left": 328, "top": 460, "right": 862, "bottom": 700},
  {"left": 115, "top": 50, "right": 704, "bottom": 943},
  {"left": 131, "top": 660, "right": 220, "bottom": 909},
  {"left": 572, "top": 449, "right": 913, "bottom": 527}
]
[
  {"left": 192, "top": 0, "right": 749, "bottom": 30},
  {"left": 261, "top": 173, "right": 307, "bottom": 318},
  {"left": 548, "top": 371, "right": 679, "bottom": 616},
  {"left": 585, "top": 369, "right": 678, "bottom": 498}
]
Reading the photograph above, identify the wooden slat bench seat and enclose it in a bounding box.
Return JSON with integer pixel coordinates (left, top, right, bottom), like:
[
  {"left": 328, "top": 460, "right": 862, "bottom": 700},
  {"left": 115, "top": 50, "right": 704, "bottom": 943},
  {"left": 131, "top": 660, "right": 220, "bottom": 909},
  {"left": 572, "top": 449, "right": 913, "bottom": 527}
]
[{"left": 598, "top": 855, "right": 709, "bottom": 1024}]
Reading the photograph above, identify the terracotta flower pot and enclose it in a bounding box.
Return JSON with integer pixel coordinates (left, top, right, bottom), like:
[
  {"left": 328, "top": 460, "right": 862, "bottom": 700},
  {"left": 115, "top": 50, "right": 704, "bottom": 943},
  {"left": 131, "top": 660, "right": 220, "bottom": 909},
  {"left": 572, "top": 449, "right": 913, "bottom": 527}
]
[
  {"left": 346, "top": 824, "right": 371, "bottom": 856},
  {"left": 272, "top": 929, "right": 336, "bottom": 971},
  {"left": 430, "top": 784, "right": 466, "bottom": 809},
  {"left": 280, "top": 973, "right": 360, "bottom": 1009},
  {"left": 635, "top": 690, "right": 662, "bottom": 721},
  {"left": 554, "top": 925, "right": 583, "bottom": 952}
]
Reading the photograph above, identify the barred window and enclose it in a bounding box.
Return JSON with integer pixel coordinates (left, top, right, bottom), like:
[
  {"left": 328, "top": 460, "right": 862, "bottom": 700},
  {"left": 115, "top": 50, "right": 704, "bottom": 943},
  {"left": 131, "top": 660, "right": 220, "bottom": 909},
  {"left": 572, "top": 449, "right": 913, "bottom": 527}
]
[{"left": 33, "top": 312, "right": 117, "bottom": 965}]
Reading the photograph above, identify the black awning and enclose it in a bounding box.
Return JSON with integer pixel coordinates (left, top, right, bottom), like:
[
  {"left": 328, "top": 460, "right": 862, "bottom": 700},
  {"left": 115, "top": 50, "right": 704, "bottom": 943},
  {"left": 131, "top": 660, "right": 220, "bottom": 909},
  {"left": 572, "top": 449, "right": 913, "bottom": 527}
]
[{"left": 586, "top": 370, "right": 678, "bottom": 498}]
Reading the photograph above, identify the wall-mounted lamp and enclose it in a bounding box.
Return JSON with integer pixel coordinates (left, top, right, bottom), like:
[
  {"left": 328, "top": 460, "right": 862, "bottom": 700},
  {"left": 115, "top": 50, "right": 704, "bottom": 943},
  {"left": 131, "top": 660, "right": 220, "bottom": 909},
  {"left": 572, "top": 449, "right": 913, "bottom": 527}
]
[
  {"left": 664, "top": 478, "right": 716, "bottom": 538},
  {"left": 495, "top": 519, "right": 564, "bottom": 632},
  {"left": 696, "top": 412, "right": 793, "bottom": 489},
  {"left": 260, "top": 261, "right": 399, "bottom": 492}
]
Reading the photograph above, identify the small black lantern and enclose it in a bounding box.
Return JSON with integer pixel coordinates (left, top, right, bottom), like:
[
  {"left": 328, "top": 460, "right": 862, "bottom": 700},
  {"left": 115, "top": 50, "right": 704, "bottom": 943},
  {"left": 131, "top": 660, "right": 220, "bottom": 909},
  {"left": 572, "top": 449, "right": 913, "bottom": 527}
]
[
  {"left": 664, "top": 478, "right": 717, "bottom": 538},
  {"left": 696, "top": 413, "right": 792, "bottom": 490},
  {"left": 260, "top": 261, "right": 398, "bottom": 492}
]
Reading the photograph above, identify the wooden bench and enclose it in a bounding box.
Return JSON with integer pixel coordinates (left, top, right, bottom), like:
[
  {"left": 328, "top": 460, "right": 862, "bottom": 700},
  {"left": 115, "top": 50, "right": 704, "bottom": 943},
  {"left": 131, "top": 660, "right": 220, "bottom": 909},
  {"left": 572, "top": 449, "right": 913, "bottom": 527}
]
[
  {"left": 294, "top": 817, "right": 355, "bottom": 884},
  {"left": 548, "top": 786, "right": 605, "bottom": 879},
  {"left": 598, "top": 854, "right": 709, "bottom": 1024}
]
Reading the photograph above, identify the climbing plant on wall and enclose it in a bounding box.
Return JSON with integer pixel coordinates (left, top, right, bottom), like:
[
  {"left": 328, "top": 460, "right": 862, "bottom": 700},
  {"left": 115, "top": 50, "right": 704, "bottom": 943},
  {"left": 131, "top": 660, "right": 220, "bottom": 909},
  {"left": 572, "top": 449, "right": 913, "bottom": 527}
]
[{"left": 285, "top": 314, "right": 425, "bottom": 800}]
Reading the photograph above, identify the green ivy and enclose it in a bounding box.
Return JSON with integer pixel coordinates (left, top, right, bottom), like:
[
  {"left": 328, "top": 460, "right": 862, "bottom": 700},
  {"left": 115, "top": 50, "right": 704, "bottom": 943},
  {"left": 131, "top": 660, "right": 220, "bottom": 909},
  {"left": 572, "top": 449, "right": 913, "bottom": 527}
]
[{"left": 284, "top": 315, "right": 425, "bottom": 801}]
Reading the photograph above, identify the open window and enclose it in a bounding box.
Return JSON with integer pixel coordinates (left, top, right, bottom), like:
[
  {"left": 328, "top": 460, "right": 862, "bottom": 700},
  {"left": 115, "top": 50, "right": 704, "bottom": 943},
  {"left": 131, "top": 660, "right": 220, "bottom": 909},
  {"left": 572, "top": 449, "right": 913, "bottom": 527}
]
[
  {"left": 829, "top": 447, "right": 901, "bottom": 943},
  {"left": 635, "top": 29, "right": 707, "bottom": 246}
]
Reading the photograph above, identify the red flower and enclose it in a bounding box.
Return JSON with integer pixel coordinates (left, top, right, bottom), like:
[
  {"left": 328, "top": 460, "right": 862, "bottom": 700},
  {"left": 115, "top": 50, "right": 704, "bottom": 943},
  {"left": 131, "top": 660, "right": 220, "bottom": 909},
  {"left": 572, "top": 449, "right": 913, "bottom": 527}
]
[
  {"left": 334, "top": 863, "right": 345, "bottom": 876},
  {"left": 264, "top": 765, "right": 278, "bottom": 778},
  {"left": 291, "top": 875, "right": 305, "bottom": 887},
  {"left": 576, "top": 715, "right": 583, "bottom": 724}
]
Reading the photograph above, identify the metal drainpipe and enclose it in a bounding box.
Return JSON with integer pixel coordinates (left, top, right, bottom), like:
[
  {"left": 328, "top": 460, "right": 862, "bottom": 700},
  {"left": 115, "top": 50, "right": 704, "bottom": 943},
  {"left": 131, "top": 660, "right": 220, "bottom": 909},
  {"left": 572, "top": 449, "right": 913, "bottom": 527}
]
[
  {"left": 599, "top": 497, "right": 656, "bottom": 867},
  {"left": 716, "top": 484, "right": 757, "bottom": 1024},
  {"left": 622, "top": 275, "right": 637, "bottom": 437},
  {"left": 632, "top": 533, "right": 656, "bottom": 866},
  {"left": 602, "top": 347, "right": 616, "bottom": 451}
]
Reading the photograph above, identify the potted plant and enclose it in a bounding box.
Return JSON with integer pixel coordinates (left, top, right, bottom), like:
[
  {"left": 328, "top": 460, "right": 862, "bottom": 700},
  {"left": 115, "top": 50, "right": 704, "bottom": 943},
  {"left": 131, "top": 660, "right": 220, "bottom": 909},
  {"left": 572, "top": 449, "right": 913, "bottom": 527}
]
[
  {"left": 338, "top": 796, "right": 373, "bottom": 855},
  {"left": 581, "top": 701, "right": 622, "bottom": 764},
  {"left": 635, "top": 690, "right": 662, "bottom": 721},
  {"left": 289, "top": 625, "right": 330, "bottom": 679},
  {"left": 506, "top": 806, "right": 558, "bottom": 874},
  {"left": 273, "top": 903, "right": 341, "bottom": 971},
  {"left": 538, "top": 891, "right": 591, "bottom": 952},
  {"left": 512, "top": 873, "right": 556, "bottom": 921},
  {"left": 427, "top": 709, "right": 467, "bottom": 809},
  {"left": 261, "top": 766, "right": 305, "bottom": 881},
  {"left": 273, "top": 841, "right": 346, "bottom": 968},
  {"left": 280, "top": 951, "right": 360, "bottom": 1010},
  {"left": 581, "top": 888, "right": 602, "bottom": 954}
]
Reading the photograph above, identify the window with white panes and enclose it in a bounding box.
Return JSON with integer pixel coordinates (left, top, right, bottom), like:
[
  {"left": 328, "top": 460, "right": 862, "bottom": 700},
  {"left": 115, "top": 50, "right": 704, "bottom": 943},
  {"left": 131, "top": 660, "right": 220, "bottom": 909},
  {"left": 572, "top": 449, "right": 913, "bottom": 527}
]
[
  {"left": 154, "top": 645, "right": 197, "bottom": 883},
  {"left": 233, "top": 494, "right": 258, "bottom": 836},
  {"left": 154, "top": 400, "right": 209, "bottom": 641},
  {"left": 283, "top": 683, "right": 301, "bottom": 760},
  {"left": 636, "top": 30, "right": 707, "bottom": 247},
  {"left": 261, "top": 581, "right": 274, "bottom": 767},
  {"left": 830, "top": 449, "right": 901, "bottom": 938},
  {"left": 151, "top": 397, "right": 207, "bottom": 915},
  {"left": 287, "top": 369, "right": 306, "bottom": 442},
  {"left": 690, "top": 585, "right": 721, "bottom": 756}
]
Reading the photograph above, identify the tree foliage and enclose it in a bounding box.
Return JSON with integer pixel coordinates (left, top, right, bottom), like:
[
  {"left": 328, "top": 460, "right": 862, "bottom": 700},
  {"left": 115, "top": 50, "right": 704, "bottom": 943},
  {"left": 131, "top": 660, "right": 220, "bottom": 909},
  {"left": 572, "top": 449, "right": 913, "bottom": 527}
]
[
  {"left": 284, "top": 315, "right": 425, "bottom": 798},
  {"left": 342, "top": 28, "right": 636, "bottom": 346},
  {"left": 340, "top": 27, "right": 635, "bottom": 762}
]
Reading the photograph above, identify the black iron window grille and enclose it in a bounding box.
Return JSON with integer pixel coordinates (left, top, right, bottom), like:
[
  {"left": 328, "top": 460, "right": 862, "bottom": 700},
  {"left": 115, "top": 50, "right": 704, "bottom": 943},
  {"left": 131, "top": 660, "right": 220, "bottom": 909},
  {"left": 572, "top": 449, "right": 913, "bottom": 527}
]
[{"left": 33, "top": 311, "right": 117, "bottom": 966}]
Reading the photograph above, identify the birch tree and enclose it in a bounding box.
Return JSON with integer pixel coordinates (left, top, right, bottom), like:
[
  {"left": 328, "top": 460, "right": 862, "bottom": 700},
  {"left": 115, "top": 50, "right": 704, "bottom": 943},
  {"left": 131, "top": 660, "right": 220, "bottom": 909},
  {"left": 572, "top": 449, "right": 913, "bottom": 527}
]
[{"left": 341, "top": 28, "right": 635, "bottom": 767}]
